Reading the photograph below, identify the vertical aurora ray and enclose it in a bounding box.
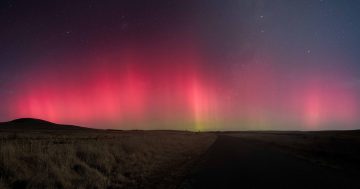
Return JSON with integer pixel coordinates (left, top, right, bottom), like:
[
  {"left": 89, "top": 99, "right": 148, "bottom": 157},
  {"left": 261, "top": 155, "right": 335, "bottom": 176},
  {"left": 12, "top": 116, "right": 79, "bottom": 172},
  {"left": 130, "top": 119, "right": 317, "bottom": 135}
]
[
  {"left": 299, "top": 80, "right": 359, "bottom": 129},
  {"left": 187, "top": 77, "right": 218, "bottom": 131}
]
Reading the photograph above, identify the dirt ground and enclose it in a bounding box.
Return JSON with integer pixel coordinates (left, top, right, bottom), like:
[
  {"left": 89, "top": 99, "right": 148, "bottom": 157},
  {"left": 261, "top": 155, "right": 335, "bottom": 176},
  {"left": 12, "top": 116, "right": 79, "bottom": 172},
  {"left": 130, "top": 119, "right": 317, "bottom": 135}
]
[{"left": 180, "top": 134, "right": 360, "bottom": 189}]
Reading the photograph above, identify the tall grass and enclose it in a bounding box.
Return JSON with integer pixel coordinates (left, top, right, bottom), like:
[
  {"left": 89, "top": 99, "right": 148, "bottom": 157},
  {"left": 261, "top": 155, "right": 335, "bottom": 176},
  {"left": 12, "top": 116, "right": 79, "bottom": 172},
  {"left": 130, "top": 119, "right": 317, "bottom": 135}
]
[{"left": 0, "top": 131, "right": 216, "bottom": 189}]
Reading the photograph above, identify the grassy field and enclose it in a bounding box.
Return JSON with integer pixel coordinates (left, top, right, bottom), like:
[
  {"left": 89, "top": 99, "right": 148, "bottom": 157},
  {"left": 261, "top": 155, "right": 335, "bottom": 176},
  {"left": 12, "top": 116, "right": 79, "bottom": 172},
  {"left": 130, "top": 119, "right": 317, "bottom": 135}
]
[
  {"left": 225, "top": 131, "right": 360, "bottom": 174},
  {"left": 0, "top": 130, "right": 216, "bottom": 189},
  {"left": 2, "top": 119, "right": 359, "bottom": 189}
]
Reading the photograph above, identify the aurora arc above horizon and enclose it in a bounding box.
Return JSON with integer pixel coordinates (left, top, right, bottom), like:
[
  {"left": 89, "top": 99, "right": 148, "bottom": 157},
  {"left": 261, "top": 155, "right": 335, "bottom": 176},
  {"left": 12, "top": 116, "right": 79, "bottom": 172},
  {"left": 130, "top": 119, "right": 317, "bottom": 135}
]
[{"left": 1, "top": 0, "right": 360, "bottom": 130}]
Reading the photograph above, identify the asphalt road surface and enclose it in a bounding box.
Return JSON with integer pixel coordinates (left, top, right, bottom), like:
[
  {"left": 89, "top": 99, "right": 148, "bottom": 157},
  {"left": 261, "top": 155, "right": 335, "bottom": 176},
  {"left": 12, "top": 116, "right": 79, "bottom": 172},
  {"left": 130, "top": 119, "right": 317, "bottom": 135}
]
[{"left": 180, "top": 135, "right": 359, "bottom": 189}]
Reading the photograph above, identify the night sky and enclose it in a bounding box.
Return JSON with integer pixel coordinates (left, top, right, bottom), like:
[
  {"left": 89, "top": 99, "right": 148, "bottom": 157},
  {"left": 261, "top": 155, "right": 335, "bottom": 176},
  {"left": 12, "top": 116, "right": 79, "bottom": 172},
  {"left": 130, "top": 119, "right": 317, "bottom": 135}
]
[{"left": 1, "top": 0, "right": 360, "bottom": 130}]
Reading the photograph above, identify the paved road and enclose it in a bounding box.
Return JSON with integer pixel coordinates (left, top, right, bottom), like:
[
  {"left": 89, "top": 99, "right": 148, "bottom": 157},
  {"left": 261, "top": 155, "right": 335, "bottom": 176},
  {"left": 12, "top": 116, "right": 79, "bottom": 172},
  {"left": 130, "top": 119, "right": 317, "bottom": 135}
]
[{"left": 180, "top": 135, "right": 359, "bottom": 189}]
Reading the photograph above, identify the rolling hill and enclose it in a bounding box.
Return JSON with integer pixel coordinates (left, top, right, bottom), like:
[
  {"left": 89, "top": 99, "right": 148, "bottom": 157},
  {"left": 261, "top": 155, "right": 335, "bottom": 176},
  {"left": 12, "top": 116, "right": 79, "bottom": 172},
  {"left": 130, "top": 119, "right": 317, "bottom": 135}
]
[{"left": 0, "top": 118, "right": 91, "bottom": 130}]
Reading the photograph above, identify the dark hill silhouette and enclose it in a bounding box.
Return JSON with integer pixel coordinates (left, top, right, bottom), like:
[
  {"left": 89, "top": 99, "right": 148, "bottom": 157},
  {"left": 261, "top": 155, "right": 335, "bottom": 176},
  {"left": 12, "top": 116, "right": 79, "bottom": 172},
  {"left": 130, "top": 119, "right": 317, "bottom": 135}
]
[{"left": 0, "top": 118, "right": 92, "bottom": 130}]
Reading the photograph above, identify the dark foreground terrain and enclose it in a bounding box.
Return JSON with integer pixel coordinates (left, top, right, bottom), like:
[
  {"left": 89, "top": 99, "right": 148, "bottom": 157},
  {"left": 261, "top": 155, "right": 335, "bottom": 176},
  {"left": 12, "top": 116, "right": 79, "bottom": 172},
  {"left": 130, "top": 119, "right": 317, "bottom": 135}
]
[
  {"left": 181, "top": 132, "right": 360, "bottom": 189},
  {"left": 1, "top": 119, "right": 360, "bottom": 189},
  {"left": 0, "top": 119, "right": 216, "bottom": 189}
]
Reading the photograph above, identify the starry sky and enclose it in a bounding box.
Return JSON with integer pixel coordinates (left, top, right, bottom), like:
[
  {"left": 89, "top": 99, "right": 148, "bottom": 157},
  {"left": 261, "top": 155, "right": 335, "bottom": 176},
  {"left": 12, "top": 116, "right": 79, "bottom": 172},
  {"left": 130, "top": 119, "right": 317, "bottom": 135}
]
[{"left": 1, "top": 0, "right": 360, "bottom": 130}]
